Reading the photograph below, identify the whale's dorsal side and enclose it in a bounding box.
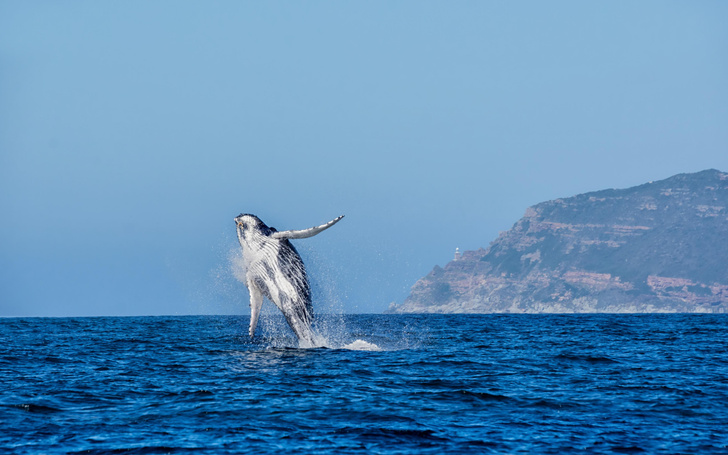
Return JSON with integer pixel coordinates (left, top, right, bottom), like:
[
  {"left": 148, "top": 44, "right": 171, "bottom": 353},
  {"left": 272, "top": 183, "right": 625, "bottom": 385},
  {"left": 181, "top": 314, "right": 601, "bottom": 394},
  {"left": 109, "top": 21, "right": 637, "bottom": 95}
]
[{"left": 271, "top": 215, "right": 344, "bottom": 240}]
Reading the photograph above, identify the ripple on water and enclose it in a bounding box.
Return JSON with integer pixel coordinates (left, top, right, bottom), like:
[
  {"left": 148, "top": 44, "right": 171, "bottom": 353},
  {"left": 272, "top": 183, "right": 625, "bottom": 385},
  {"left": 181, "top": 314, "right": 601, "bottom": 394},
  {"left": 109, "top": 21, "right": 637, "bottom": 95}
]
[{"left": 1, "top": 314, "right": 727, "bottom": 454}]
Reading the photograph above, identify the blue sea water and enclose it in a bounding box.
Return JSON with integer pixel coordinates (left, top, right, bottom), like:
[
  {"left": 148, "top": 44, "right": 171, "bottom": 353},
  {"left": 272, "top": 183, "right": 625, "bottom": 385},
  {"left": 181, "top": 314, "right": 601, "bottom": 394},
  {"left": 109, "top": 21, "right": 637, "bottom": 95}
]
[{"left": 1, "top": 314, "right": 727, "bottom": 454}]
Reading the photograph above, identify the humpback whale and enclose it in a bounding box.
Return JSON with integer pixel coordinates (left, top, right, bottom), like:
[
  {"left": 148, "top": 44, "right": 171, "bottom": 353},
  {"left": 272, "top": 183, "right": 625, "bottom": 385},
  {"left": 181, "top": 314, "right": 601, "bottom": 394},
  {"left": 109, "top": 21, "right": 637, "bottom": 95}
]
[{"left": 234, "top": 214, "right": 344, "bottom": 345}]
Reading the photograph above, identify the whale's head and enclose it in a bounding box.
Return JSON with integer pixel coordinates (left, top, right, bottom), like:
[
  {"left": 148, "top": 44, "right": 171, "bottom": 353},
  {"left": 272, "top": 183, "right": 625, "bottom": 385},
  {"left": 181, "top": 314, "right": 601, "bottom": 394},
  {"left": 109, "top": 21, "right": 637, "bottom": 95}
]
[{"left": 234, "top": 214, "right": 274, "bottom": 249}]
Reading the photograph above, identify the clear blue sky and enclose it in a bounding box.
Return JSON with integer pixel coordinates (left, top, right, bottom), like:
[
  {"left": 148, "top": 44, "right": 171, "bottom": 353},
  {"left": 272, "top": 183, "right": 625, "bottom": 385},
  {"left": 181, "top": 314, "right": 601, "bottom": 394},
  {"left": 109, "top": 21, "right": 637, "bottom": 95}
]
[{"left": 1, "top": 1, "right": 727, "bottom": 316}]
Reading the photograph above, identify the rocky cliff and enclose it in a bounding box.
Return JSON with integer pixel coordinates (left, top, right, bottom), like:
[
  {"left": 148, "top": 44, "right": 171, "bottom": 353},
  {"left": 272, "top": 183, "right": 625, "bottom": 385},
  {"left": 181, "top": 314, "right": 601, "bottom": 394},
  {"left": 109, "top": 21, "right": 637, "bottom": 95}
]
[{"left": 389, "top": 169, "right": 728, "bottom": 314}]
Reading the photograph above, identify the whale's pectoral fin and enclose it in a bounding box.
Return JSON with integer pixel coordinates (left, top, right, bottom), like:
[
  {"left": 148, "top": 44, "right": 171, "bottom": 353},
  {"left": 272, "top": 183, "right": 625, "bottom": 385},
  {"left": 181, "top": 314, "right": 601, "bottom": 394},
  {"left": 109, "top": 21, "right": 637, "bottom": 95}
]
[
  {"left": 271, "top": 215, "right": 344, "bottom": 240},
  {"left": 248, "top": 282, "right": 264, "bottom": 338}
]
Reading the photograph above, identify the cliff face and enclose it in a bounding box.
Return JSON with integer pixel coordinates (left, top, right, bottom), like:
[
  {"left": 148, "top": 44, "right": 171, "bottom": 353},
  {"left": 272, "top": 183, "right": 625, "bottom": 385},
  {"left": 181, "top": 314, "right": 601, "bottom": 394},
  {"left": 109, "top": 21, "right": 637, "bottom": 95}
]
[{"left": 390, "top": 169, "right": 728, "bottom": 314}]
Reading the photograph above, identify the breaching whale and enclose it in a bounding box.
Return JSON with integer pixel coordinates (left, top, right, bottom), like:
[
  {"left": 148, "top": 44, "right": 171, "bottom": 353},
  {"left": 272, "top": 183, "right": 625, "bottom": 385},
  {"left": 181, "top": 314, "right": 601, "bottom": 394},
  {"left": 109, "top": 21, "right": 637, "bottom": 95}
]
[{"left": 234, "top": 214, "right": 344, "bottom": 345}]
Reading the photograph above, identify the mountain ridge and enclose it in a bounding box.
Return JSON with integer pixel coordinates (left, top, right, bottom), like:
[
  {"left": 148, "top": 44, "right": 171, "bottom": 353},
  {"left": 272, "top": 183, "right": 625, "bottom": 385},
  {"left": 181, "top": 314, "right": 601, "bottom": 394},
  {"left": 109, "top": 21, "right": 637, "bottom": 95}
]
[{"left": 389, "top": 169, "right": 728, "bottom": 314}]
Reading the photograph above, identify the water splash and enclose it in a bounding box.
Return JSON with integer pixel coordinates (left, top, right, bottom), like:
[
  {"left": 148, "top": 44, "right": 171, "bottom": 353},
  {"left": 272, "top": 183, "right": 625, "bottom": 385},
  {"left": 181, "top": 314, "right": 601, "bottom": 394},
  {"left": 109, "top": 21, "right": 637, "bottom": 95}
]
[
  {"left": 225, "top": 244, "right": 397, "bottom": 351},
  {"left": 250, "top": 313, "right": 384, "bottom": 351},
  {"left": 229, "top": 247, "right": 247, "bottom": 283}
]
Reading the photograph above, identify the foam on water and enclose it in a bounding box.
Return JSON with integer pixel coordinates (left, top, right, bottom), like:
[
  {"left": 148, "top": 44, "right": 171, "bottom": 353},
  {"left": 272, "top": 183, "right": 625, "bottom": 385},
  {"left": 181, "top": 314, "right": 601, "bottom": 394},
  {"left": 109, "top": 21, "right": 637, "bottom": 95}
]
[
  {"left": 341, "top": 339, "right": 383, "bottom": 351},
  {"left": 254, "top": 315, "right": 384, "bottom": 351}
]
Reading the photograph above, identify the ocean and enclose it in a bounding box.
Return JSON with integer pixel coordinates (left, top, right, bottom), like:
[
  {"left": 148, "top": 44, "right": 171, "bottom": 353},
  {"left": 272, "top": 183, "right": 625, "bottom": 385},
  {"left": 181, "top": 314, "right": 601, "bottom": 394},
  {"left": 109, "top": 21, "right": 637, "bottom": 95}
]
[{"left": 1, "top": 314, "right": 727, "bottom": 454}]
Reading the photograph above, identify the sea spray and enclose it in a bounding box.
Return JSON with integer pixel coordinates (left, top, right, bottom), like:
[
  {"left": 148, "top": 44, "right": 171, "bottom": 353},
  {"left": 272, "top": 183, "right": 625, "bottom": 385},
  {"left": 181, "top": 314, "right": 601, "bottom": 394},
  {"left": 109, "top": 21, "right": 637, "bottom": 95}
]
[{"left": 227, "top": 243, "right": 425, "bottom": 351}]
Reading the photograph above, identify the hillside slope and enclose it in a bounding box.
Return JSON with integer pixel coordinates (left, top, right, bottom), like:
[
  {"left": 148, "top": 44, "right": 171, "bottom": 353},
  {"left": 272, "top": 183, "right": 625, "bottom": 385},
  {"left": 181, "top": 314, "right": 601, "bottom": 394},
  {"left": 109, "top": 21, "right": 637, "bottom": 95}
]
[{"left": 389, "top": 170, "right": 728, "bottom": 313}]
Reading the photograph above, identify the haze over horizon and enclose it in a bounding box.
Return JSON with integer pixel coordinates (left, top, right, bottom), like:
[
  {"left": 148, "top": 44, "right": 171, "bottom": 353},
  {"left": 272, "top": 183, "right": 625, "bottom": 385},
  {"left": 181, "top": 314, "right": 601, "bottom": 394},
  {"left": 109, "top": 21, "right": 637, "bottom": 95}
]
[{"left": 2, "top": 1, "right": 727, "bottom": 317}]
